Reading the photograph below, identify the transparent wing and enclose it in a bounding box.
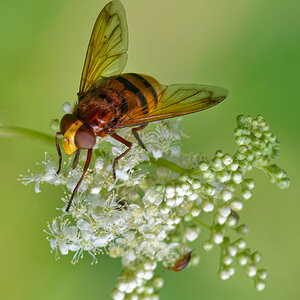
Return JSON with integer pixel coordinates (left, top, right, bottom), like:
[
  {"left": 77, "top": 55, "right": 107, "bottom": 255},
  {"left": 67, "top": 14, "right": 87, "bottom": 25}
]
[
  {"left": 118, "top": 84, "right": 228, "bottom": 127},
  {"left": 79, "top": 0, "right": 128, "bottom": 94}
]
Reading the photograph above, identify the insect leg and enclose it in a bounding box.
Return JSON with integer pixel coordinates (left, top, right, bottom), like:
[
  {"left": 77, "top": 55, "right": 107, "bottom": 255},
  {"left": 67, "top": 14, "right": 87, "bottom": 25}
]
[
  {"left": 72, "top": 149, "right": 81, "bottom": 169},
  {"left": 132, "top": 124, "right": 148, "bottom": 150},
  {"left": 56, "top": 132, "right": 62, "bottom": 174},
  {"left": 66, "top": 148, "right": 93, "bottom": 212},
  {"left": 111, "top": 133, "right": 132, "bottom": 179}
]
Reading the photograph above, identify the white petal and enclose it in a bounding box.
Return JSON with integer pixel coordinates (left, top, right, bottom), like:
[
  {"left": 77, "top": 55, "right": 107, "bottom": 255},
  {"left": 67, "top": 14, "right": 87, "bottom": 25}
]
[
  {"left": 34, "top": 182, "right": 41, "bottom": 193},
  {"left": 59, "top": 243, "right": 69, "bottom": 255}
]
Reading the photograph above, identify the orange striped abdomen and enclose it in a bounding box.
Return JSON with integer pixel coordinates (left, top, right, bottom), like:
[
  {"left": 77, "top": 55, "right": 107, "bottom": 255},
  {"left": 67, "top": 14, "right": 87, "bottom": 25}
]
[{"left": 105, "top": 73, "right": 162, "bottom": 114}]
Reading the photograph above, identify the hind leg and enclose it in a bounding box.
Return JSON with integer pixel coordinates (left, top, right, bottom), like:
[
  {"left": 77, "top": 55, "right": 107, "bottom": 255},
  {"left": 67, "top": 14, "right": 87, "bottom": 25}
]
[{"left": 132, "top": 124, "right": 148, "bottom": 150}]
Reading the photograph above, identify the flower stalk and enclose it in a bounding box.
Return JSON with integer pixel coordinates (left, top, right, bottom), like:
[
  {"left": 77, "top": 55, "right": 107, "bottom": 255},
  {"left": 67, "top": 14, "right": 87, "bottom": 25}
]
[{"left": 0, "top": 125, "right": 53, "bottom": 145}]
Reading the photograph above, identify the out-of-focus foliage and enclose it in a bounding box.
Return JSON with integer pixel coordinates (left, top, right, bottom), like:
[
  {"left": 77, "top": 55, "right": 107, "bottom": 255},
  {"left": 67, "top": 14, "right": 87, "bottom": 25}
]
[{"left": 0, "top": 0, "right": 299, "bottom": 299}]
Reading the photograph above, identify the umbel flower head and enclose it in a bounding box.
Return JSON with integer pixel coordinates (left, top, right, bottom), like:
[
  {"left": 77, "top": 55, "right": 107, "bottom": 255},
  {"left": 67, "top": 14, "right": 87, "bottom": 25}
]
[{"left": 20, "top": 112, "right": 290, "bottom": 299}]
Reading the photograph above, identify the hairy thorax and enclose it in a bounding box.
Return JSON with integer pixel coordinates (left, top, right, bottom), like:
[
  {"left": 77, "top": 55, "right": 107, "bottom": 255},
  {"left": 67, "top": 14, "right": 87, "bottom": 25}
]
[{"left": 73, "top": 86, "right": 123, "bottom": 137}]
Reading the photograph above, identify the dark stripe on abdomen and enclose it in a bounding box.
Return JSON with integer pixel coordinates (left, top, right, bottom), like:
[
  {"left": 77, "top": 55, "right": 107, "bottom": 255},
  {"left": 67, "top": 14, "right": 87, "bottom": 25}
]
[
  {"left": 120, "top": 97, "right": 128, "bottom": 114},
  {"left": 128, "top": 73, "right": 158, "bottom": 104},
  {"left": 115, "top": 76, "right": 148, "bottom": 113}
]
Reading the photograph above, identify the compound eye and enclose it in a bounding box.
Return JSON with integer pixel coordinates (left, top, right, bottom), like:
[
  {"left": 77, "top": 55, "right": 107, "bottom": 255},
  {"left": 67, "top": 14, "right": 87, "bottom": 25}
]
[
  {"left": 75, "top": 125, "right": 96, "bottom": 149},
  {"left": 60, "top": 114, "right": 76, "bottom": 134}
]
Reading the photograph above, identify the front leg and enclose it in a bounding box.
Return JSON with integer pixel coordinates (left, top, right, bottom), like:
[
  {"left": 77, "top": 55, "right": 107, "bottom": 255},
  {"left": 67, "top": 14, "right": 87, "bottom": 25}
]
[
  {"left": 72, "top": 149, "right": 81, "bottom": 169},
  {"left": 111, "top": 133, "right": 132, "bottom": 179},
  {"left": 66, "top": 148, "right": 93, "bottom": 212},
  {"left": 56, "top": 132, "right": 62, "bottom": 174}
]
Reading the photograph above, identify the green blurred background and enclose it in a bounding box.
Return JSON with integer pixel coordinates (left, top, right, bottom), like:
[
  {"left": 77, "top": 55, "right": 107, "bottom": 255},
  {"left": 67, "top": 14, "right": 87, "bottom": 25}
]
[{"left": 0, "top": 0, "right": 299, "bottom": 299}]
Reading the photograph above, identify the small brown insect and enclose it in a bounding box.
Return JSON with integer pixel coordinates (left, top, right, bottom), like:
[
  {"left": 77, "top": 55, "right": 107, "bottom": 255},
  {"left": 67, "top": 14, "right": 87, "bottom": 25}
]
[
  {"left": 56, "top": 0, "right": 228, "bottom": 211},
  {"left": 168, "top": 251, "right": 193, "bottom": 272}
]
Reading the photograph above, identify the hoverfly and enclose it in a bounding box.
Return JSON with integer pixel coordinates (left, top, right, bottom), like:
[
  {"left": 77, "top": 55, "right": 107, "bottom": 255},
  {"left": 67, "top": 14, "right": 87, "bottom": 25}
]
[
  {"left": 168, "top": 251, "right": 193, "bottom": 272},
  {"left": 56, "top": 0, "right": 228, "bottom": 211}
]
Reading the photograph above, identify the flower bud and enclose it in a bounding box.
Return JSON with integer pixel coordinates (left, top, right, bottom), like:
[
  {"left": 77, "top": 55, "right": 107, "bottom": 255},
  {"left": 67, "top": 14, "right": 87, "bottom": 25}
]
[
  {"left": 203, "top": 241, "right": 213, "bottom": 252},
  {"left": 185, "top": 226, "right": 200, "bottom": 242},
  {"left": 255, "top": 280, "right": 266, "bottom": 291},
  {"left": 220, "top": 190, "right": 232, "bottom": 201},
  {"left": 152, "top": 276, "right": 164, "bottom": 289},
  {"left": 202, "top": 200, "right": 214, "bottom": 212}
]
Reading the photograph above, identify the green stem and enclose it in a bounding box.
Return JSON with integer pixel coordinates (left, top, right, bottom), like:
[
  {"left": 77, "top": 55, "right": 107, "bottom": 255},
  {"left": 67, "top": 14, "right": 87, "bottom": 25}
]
[
  {"left": 193, "top": 218, "right": 212, "bottom": 232},
  {"left": 0, "top": 126, "right": 54, "bottom": 145},
  {"left": 149, "top": 157, "right": 200, "bottom": 177},
  {"left": 254, "top": 165, "right": 274, "bottom": 181},
  {"left": 149, "top": 157, "right": 187, "bottom": 174}
]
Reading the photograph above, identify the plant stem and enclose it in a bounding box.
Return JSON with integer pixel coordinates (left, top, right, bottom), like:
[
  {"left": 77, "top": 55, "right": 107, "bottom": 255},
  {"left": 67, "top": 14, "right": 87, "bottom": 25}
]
[
  {"left": 149, "top": 157, "right": 187, "bottom": 174},
  {"left": 0, "top": 126, "right": 54, "bottom": 145},
  {"left": 193, "top": 218, "right": 212, "bottom": 232},
  {"left": 149, "top": 157, "right": 200, "bottom": 177}
]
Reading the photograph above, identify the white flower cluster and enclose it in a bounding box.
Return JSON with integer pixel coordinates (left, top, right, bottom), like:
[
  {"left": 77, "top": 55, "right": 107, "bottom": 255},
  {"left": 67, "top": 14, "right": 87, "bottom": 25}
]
[{"left": 20, "top": 114, "right": 289, "bottom": 299}]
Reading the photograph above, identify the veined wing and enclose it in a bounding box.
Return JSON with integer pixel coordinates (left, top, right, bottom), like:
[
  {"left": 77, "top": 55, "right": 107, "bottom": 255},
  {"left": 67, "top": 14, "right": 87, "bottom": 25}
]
[
  {"left": 117, "top": 83, "right": 228, "bottom": 127},
  {"left": 79, "top": 0, "right": 128, "bottom": 95}
]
